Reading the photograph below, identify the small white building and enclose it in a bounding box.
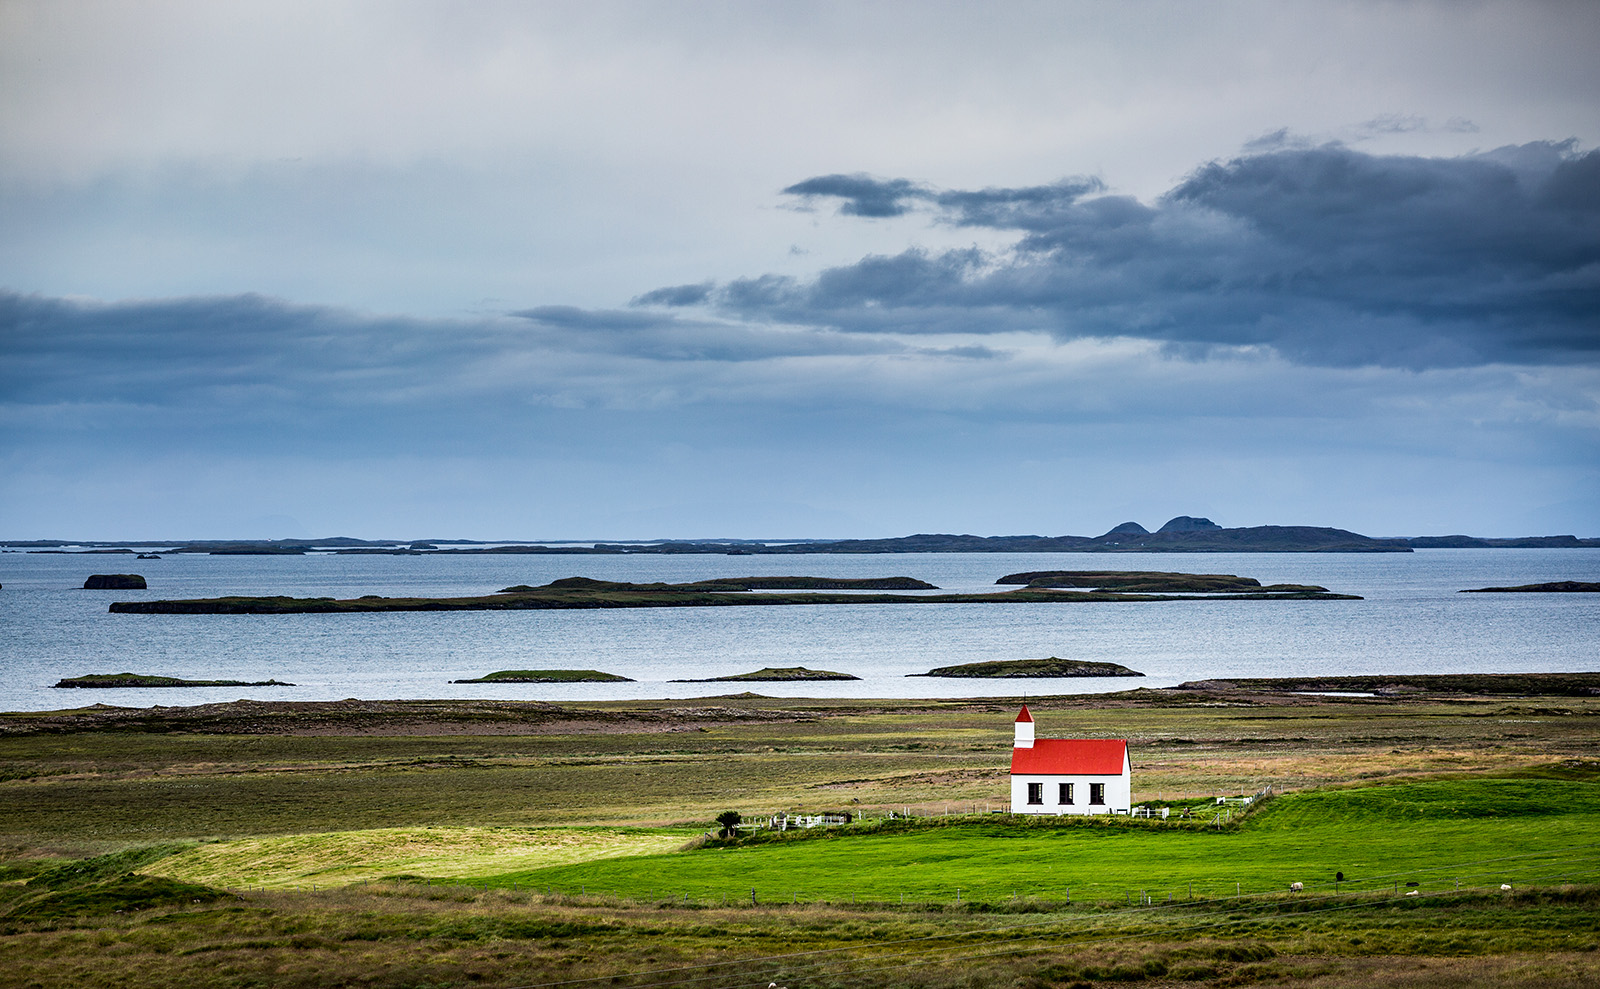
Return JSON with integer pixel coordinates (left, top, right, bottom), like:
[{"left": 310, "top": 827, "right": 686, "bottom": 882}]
[{"left": 1009, "top": 705, "right": 1132, "bottom": 815}]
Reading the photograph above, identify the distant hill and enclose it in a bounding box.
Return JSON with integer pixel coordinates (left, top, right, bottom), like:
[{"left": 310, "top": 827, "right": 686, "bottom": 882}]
[
  {"left": 9, "top": 518, "right": 1597, "bottom": 554},
  {"left": 751, "top": 523, "right": 1414, "bottom": 553}
]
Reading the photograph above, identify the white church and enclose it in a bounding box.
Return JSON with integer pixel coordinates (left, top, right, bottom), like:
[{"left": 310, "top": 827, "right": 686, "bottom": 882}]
[{"left": 1009, "top": 705, "right": 1132, "bottom": 815}]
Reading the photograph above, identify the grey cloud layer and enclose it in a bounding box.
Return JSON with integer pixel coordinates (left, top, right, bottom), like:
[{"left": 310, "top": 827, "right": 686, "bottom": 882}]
[
  {"left": 0, "top": 293, "right": 910, "bottom": 413},
  {"left": 658, "top": 143, "right": 1600, "bottom": 369},
  {"left": 5, "top": 282, "right": 1595, "bottom": 537}
]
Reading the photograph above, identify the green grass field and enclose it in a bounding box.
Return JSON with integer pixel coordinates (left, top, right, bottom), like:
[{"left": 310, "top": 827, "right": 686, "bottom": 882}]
[{"left": 481, "top": 776, "right": 1600, "bottom": 905}]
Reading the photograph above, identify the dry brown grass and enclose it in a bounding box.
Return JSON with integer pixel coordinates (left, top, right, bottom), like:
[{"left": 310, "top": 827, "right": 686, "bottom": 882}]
[
  {"left": 3, "top": 883, "right": 1598, "bottom": 989},
  {"left": 142, "top": 826, "right": 692, "bottom": 889}
]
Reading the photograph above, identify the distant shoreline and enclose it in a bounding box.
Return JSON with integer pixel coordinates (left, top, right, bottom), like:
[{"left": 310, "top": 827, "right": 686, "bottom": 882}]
[{"left": 5, "top": 672, "right": 1596, "bottom": 734}]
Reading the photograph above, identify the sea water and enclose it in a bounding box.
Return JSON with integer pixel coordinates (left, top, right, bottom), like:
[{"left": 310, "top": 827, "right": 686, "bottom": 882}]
[{"left": 0, "top": 548, "right": 1595, "bottom": 712}]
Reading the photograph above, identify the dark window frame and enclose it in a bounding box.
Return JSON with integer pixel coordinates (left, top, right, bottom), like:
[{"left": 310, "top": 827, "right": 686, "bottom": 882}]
[
  {"left": 1058, "top": 782, "right": 1073, "bottom": 805},
  {"left": 1027, "top": 782, "right": 1044, "bottom": 805},
  {"left": 1089, "top": 782, "right": 1106, "bottom": 805}
]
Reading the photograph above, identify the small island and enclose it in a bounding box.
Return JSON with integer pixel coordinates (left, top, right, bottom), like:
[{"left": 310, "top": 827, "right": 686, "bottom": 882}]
[
  {"left": 671, "top": 667, "right": 860, "bottom": 682},
  {"left": 995, "top": 570, "right": 1330, "bottom": 593},
  {"left": 107, "top": 572, "right": 1359, "bottom": 614},
  {"left": 452, "top": 669, "right": 633, "bottom": 683},
  {"left": 1461, "top": 581, "right": 1600, "bottom": 593},
  {"left": 53, "top": 673, "right": 295, "bottom": 688},
  {"left": 911, "top": 658, "right": 1144, "bottom": 678},
  {"left": 497, "top": 576, "right": 939, "bottom": 593},
  {"left": 83, "top": 574, "right": 147, "bottom": 590}
]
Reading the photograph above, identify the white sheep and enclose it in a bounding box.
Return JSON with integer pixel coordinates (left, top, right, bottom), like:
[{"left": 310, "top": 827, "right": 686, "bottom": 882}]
[{"left": 1288, "top": 882, "right": 1303, "bottom": 892}]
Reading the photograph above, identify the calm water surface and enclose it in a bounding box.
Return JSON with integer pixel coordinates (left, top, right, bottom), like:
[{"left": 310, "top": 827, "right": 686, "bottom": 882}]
[{"left": 1, "top": 548, "right": 1595, "bottom": 711}]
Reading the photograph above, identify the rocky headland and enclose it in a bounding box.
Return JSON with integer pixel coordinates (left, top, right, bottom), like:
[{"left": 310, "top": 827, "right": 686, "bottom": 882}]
[
  {"left": 83, "top": 574, "right": 146, "bottom": 589},
  {"left": 1461, "top": 581, "right": 1600, "bottom": 593},
  {"left": 53, "top": 673, "right": 295, "bottom": 688},
  {"left": 912, "top": 658, "right": 1144, "bottom": 678},
  {"left": 994, "top": 570, "right": 1331, "bottom": 593},
  {"left": 671, "top": 667, "right": 860, "bottom": 682},
  {"left": 452, "top": 670, "right": 634, "bottom": 683}
]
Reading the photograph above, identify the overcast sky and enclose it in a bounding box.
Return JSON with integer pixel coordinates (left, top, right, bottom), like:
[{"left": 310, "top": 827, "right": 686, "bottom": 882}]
[{"left": 2, "top": 0, "right": 1597, "bottom": 540}]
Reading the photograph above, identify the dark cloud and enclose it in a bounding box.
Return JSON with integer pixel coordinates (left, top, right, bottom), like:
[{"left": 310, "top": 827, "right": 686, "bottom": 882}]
[
  {"left": 509, "top": 304, "right": 900, "bottom": 362},
  {"left": 511, "top": 305, "right": 673, "bottom": 331},
  {"left": 0, "top": 292, "right": 403, "bottom": 407},
  {"left": 778, "top": 172, "right": 1105, "bottom": 226},
  {"left": 781, "top": 174, "right": 931, "bottom": 217},
  {"left": 661, "top": 142, "right": 1600, "bottom": 368},
  {"left": 932, "top": 178, "right": 1106, "bottom": 230},
  {"left": 918, "top": 345, "right": 1004, "bottom": 360},
  {"left": 629, "top": 282, "right": 714, "bottom": 307},
  {"left": 0, "top": 291, "right": 909, "bottom": 419}
]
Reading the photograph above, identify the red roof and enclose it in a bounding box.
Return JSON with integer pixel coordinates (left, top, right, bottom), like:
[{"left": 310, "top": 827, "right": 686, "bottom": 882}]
[
  {"left": 1015, "top": 705, "right": 1032, "bottom": 723},
  {"left": 1011, "top": 738, "right": 1127, "bottom": 775}
]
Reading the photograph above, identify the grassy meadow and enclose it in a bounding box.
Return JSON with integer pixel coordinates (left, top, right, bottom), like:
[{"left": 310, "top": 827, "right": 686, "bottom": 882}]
[
  {"left": 492, "top": 776, "right": 1600, "bottom": 906},
  {"left": 2, "top": 689, "right": 1598, "bottom": 987}
]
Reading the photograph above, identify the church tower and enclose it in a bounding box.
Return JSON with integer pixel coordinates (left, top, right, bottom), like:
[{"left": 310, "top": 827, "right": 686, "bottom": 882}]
[{"left": 1013, "top": 704, "right": 1034, "bottom": 748}]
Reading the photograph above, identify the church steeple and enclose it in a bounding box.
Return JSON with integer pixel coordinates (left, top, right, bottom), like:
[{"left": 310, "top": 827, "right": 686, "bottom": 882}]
[{"left": 1014, "top": 705, "right": 1034, "bottom": 748}]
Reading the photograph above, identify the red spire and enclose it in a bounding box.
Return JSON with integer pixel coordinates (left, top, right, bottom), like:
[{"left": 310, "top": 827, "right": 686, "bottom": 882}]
[{"left": 1015, "top": 704, "right": 1033, "bottom": 723}]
